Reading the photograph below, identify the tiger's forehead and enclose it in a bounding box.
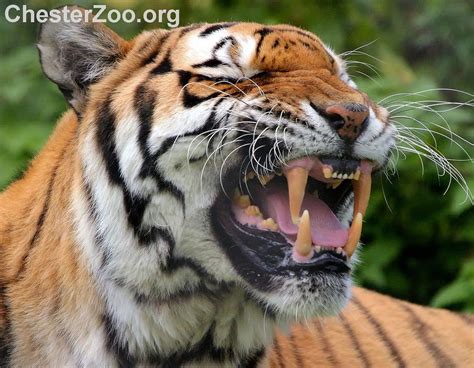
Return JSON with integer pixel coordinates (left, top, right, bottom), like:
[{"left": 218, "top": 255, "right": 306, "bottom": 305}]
[{"left": 168, "top": 23, "right": 339, "bottom": 78}]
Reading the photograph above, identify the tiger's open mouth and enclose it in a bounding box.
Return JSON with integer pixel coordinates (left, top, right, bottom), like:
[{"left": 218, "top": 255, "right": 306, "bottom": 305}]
[{"left": 211, "top": 156, "right": 373, "bottom": 281}]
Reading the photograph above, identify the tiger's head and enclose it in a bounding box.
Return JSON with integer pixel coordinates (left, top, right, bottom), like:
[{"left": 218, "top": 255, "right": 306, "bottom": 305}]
[{"left": 38, "top": 8, "right": 394, "bottom": 323}]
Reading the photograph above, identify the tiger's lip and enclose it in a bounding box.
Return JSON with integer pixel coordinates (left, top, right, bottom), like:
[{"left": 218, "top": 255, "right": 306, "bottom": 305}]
[{"left": 234, "top": 156, "right": 374, "bottom": 261}]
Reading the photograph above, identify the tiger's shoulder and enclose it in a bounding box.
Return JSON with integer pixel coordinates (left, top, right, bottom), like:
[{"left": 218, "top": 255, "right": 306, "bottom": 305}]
[{"left": 266, "top": 287, "right": 474, "bottom": 367}]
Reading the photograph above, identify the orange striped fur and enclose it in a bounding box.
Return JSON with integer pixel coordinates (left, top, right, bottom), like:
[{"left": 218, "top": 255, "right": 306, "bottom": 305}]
[{"left": 265, "top": 288, "right": 474, "bottom": 367}]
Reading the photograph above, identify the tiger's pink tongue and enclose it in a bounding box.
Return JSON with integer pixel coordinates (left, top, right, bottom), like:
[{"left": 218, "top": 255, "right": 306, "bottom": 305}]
[{"left": 265, "top": 189, "right": 348, "bottom": 247}]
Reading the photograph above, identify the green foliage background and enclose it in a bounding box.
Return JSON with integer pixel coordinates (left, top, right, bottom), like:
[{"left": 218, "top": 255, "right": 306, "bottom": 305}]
[{"left": 1, "top": 0, "right": 473, "bottom": 311}]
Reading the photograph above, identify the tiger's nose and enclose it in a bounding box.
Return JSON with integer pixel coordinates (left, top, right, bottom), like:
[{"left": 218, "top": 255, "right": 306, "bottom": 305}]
[{"left": 325, "top": 103, "right": 369, "bottom": 141}]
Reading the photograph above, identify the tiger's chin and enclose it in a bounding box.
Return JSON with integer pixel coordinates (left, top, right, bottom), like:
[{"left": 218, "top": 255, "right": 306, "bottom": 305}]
[{"left": 210, "top": 155, "right": 373, "bottom": 319}]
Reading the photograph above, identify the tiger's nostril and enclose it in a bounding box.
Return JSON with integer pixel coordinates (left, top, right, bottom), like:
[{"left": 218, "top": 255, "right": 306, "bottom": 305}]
[
  {"left": 327, "top": 114, "right": 345, "bottom": 130},
  {"left": 325, "top": 103, "right": 369, "bottom": 141}
]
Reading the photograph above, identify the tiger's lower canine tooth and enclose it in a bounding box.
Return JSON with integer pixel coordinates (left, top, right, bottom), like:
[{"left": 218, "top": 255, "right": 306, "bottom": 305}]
[
  {"left": 345, "top": 212, "right": 363, "bottom": 258},
  {"left": 295, "top": 210, "right": 312, "bottom": 257},
  {"left": 352, "top": 169, "right": 372, "bottom": 217},
  {"left": 284, "top": 167, "right": 309, "bottom": 224}
]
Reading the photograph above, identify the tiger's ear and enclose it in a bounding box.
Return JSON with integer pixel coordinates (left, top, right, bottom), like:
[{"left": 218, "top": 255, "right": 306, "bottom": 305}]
[{"left": 37, "top": 6, "right": 130, "bottom": 113}]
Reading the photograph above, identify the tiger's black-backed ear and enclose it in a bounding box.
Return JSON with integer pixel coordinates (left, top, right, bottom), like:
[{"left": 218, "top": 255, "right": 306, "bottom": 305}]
[{"left": 37, "top": 6, "right": 129, "bottom": 113}]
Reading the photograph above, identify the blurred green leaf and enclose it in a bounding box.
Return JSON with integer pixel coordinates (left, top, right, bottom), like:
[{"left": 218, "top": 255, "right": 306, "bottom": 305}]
[{"left": 431, "top": 260, "right": 474, "bottom": 312}]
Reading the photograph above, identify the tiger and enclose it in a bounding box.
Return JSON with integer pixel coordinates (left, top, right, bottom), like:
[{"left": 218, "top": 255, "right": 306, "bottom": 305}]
[{"left": 0, "top": 5, "right": 472, "bottom": 367}]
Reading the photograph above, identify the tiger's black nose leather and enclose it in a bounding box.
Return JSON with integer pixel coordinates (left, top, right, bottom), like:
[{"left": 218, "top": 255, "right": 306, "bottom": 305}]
[{"left": 326, "top": 103, "right": 369, "bottom": 141}]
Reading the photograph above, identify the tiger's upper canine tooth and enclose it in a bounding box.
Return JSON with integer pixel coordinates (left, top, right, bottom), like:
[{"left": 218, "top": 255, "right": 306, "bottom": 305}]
[
  {"left": 352, "top": 166, "right": 372, "bottom": 217},
  {"left": 345, "top": 212, "right": 363, "bottom": 258},
  {"left": 353, "top": 168, "right": 361, "bottom": 181},
  {"left": 284, "top": 167, "right": 309, "bottom": 224},
  {"left": 322, "top": 165, "right": 333, "bottom": 179},
  {"left": 295, "top": 210, "right": 312, "bottom": 257}
]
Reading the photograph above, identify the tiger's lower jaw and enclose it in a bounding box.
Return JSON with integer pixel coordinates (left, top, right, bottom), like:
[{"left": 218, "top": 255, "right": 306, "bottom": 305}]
[{"left": 210, "top": 155, "right": 372, "bottom": 318}]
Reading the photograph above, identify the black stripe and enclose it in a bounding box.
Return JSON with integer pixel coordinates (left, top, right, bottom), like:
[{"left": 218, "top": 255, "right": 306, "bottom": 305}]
[
  {"left": 199, "top": 23, "right": 234, "bottom": 37},
  {"left": 192, "top": 58, "right": 230, "bottom": 69},
  {"left": 238, "top": 348, "right": 265, "bottom": 368},
  {"left": 176, "top": 70, "right": 221, "bottom": 108},
  {"left": 299, "top": 40, "right": 317, "bottom": 51},
  {"left": 272, "top": 27, "right": 318, "bottom": 41},
  {"left": 15, "top": 139, "right": 69, "bottom": 279},
  {"left": 95, "top": 100, "right": 178, "bottom": 246},
  {"left": 288, "top": 332, "right": 304, "bottom": 367},
  {"left": 134, "top": 85, "right": 186, "bottom": 209},
  {"left": 135, "top": 84, "right": 157, "bottom": 177},
  {"left": 150, "top": 53, "right": 173, "bottom": 75},
  {"left": 213, "top": 36, "right": 234, "bottom": 52},
  {"left": 141, "top": 49, "right": 160, "bottom": 67},
  {"left": 177, "top": 70, "right": 193, "bottom": 87},
  {"left": 95, "top": 103, "right": 125, "bottom": 186},
  {"left": 95, "top": 102, "right": 148, "bottom": 238},
  {"left": 352, "top": 296, "right": 406, "bottom": 367},
  {"left": 180, "top": 97, "right": 225, "bottom": 139},
  {"left": 82, "top": 180, "right": 110, "bottom": 269},
  {"left": 164, "top": 257, "right": 223, "bottom": 285},
  {"left": 255, "top": 28, "right": 273, "bottom": 56},
  {"left": 339, "top": 313, "right": 371, "bottom": 367},
  {"left": 183, "top": 89, "right": 221, "bottom": 109},
  {"left": 314, "top": 320, "right": 339, "bottom": 367},
  {"left": 271, "top": 335, "right": 284, "bottom": 368},
  {"left": 140, "top": 33, "right": 171, "bottom": 66},
  {"left": 185, "top": 103, "right": 228, "bottom": 161},
  {"left": 367, "top": 121, "right": 388, "bottom": 143},
  {"left": 134, "top": 281, "right": 218, "bottom": 305},
  {"left": 155, "top": 323, "right": 234, "bottom": 366},
  {"left": 399, "top": 303, "right": 455, "bottom": 367},
  {"left": 103, "top": 313, "right": 135, "bottom": 367}
]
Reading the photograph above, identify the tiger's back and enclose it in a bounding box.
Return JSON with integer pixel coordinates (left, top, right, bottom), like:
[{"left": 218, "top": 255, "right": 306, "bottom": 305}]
[{"left": 267, "top": 288, "right": 474, "bottom": 367}]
